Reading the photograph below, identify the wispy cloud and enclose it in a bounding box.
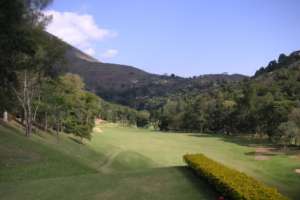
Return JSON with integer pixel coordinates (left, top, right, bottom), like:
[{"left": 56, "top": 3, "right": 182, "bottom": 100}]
[
  {"left": 101, "top": 49, "right": 119, "bottom": 59},
  {"left": 44, "top": 10, "right": 117, "bottom": 56}
]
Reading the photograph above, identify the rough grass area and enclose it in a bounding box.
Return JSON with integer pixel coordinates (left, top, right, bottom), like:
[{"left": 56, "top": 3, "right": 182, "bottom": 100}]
[{"left": 0, "top": 122, "right": 299, "bottom": 199}]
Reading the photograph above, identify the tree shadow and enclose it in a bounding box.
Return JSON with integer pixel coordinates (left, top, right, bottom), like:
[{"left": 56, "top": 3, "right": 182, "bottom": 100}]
[
  {"left": 166, "top": 166, "right": 220, "bottom": 199},
  {"left": 69, "top": 137, "right": 83, "bottom": 144},
  {"left": 188, "top": 133, "right": 300, "bottom": 157},
  {"left": 188, "top": 133, "right": 272, "bottom": 147},
  {"left": 244, "top": 151, "right": 275, "bottom": 156}
]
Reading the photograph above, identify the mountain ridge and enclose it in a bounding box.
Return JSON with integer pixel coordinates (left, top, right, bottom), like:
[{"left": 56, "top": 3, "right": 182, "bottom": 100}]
[{"left": 61, "top": 42, "right": 248, "bottom": 108}]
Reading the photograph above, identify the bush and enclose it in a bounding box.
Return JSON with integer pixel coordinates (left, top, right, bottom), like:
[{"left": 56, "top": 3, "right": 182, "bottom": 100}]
[{"left": 183, "top": 154, "right": 288, "bottom": 200}]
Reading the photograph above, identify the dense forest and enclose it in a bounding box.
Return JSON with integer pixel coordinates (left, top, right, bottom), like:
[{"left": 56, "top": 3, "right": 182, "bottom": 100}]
[{"left": 152, "top": 52, "right": 300, "bottom": 146}]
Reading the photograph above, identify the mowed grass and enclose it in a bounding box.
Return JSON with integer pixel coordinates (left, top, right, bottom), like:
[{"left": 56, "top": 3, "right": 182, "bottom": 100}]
[
  {"left": 90, "top": 124, "right": 300, "bottom": 199},
  {"left": 0, "top": 123, "right": 217, "bottom": 200},
  {"left": 1, "top": 122, "right": 300, "bottom": 199}
]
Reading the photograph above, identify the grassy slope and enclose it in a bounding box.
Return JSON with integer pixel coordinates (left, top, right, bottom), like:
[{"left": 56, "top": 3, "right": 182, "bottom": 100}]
[
  {"left": 1, "top": 122, "right": 299, "bottom": 199},
  {"left": 0, "top": 123, "right": 217, "bottom": 200}
]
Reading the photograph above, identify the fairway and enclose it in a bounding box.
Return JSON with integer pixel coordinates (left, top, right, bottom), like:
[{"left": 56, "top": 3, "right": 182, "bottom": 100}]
[
  {"left": 89, "top": 124, "right": 300, "bottom": 199},
  {"left": 1, "top": 123, "right": 300, "bottom": 200}
]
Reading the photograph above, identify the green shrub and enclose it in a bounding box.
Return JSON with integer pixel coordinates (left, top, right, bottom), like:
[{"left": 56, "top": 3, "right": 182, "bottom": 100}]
[{"left": 183, "top": 154, "right": 288, "bottom": 200}]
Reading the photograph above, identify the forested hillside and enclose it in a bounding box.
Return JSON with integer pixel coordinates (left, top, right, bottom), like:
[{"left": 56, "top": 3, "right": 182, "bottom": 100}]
[
  {"left": 153, "top": 52, "right": 300, "bottom": 146},
  {"left": 62, "top": 42, "right": 247, "bottom": 109},
  {"left": 58, "top": 31, "right": 300, "bottom": 146}
]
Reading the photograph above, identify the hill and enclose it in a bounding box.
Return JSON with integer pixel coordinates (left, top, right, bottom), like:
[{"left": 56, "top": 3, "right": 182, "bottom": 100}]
[{"left": 62, "top": 42, "right": 247, "bottom": 108}]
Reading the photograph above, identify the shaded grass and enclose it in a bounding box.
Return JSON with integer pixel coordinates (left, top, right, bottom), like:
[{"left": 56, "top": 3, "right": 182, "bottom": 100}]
[
  {"left": 0, "top": 125, "right": 97, "bottom": 182},
  {"left": 0, "top": 167, "right": 217, "bottom": 200}
]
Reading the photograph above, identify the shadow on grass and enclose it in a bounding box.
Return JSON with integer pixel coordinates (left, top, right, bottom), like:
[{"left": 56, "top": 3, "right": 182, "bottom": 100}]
[
  {"left": 168, "top": 166, "right": 219, "bottom": 199},
  {"left": 189, "top": 133, "right": 272, "bottom": 147},
  {"left": 69, "top": 137, "right": 83, "bottom": 145},
  {"left": 244, "top": 151, "right": 276, "bottom": 157},
  {"left": 188, "top": 133, "right": 300, "bottom": 157}
]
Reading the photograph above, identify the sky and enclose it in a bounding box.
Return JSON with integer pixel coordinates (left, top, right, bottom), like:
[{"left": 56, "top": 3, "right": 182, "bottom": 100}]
[{"left": 45, "top": 0, "right": 300, "bottom": 77}]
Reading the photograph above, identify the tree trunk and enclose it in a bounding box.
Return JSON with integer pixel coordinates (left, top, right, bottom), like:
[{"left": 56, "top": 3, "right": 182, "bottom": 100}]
[
  {"left": 44, "top": 112, "right": 48, "bottom": 131},
  {"left": 3, "top": 111, "right": 8, "bottom": 122},
  {"left": 17, "top": 70, "right": 41, "bottom": 137},
  {"left": 56, "top": 119, "right": 60, "bottom": 142}
]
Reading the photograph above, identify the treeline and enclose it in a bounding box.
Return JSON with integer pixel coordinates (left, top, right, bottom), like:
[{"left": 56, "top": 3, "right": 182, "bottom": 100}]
[
  {"left": 154, "top": 59, "right": 300, "bottom": 146},
  {"left": 99, "top": 101, "right": 150, "bottom": 128},
  {"left": 255, "top": 52, "right": 300, "bottom": 76}
]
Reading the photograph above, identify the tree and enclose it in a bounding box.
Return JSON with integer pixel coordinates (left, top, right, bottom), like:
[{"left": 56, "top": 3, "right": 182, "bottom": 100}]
[
  {"left": 0, "top": 0, "right": 53, "bottom": 111},
  {"left": 0, "top": 0, "right": 61, "bottom": 136},
  {"left": 12, "top": 32, "right": 65, "bottom": 136},
  {"left": 136, "top": 111, "right": 150, "bottom": 127},
  {"left": 278, "top": 53, "right": 288, "bottom": 64},
  {"left": 52, "top": 74, "right": 100, "bottom": 141},
  {"left": 182, "top": 97, "right": 207, "bottom": 132},
  {"left": 276, "top": 121, "right": 299, "bottom": 148},
  {"left": 288, "top": 108, "right": 300, "bottom": 127}
]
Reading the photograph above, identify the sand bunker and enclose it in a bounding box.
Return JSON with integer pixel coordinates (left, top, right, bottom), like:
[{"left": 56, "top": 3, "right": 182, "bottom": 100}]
[
  {"left": 254, "top": 147, "right": 276, "bottom": 160},
  {"left": 295, "top": 169, "right": 300, "bottom": 174}
]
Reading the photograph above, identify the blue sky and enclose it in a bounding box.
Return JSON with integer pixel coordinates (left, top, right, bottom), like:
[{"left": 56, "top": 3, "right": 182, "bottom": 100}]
[{"left": 46, "top": 0, "right": 300, "bottom": 77}]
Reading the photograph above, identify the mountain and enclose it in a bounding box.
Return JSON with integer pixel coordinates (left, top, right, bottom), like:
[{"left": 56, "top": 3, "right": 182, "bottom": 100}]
[{"left": 62, "top": 42, "right": 248, "bottom": 108}]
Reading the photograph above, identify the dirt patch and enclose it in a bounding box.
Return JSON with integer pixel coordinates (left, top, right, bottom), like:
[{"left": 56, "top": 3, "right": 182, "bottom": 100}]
[
  {"left": 295, "top": 169, "right": 300, "bottom": 174},
  {"left": 95, "top": 118, "right": 105, "bottom": 125},
  {"left": 255, "top": 147, "right": 276, "bottom": 153},
  {"left": 255, "top": 155, "right": 269, "bottom": 160},
  {"left": 254, "top": 147, "right": 277, "bottom": 160},
  {"left": 93, "top": 127, "right": 102, "bottom": 133}
]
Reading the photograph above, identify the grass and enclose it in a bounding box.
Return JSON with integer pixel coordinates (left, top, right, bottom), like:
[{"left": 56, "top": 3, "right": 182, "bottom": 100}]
[{"left": 0, "top": 122, "right": 299, "bottom": 199}]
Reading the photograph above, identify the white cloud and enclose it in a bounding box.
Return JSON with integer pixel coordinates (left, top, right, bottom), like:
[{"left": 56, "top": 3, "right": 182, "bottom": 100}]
[
  {"left": 44, "top": 10, "right": 117, "bottom": 56},
  {"left": 83, "top": 48, "right": 96, "bottom": 56},
  {"left": 101, "top": 49, "right": 119, "bottom": 59}
]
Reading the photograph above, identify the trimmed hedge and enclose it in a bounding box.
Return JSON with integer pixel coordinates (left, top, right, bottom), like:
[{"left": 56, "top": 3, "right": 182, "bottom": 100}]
[{"left": 184, "top": 154, "right": 288, "bottom": 200}]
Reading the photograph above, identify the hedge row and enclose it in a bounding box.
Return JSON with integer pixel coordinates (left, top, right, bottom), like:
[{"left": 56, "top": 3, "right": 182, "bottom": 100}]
[{"left": 183, "top": 154, "right": 288, "bottom": 200}]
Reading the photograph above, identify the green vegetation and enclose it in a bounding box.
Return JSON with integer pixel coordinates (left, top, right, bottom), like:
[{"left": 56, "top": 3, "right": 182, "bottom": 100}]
[
  {"left": 1, "top": 124, "right": 300, "bottom": 199},
  {"left": 184, "top": 154, "right": 288, "bottom": 200},
  {"left": 0, "top": 123, "right": 217, "bottom": 200},
  {"left": 0, "top": 0, "right": 149, "bottom": 139},
  {"left": 99, "top": 100, "right": 150, "bottom": 128},
  {"left": 1, "top": 1, "right": 300, "bottom": 200},
  {"left": 0, "top": 123, "right": 96, "bottom": 182},
  {"left": 152, "top": 53, "right": 300, "bottom": 146}
]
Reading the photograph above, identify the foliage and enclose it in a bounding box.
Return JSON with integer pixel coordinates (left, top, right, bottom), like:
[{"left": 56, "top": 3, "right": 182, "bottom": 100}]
[
  {"left": 150, "top": 55, "right": 300, "bottom": 146},
  {"left": 254, "top": 52, "right": 300, "bottom": 76},
  {"left": 275, "top": 121, "right": 300, "bottom": 146},
  {"left": 184, "top": 154, "right": 288, "bottom": 200},
  {"left": 37, "top": 74, "right": 101, "bottom": 140},
  {"left": 99, "top": 100, "right": 150, "bottom": 127},
  {"left": 0, "top": 0, "right": 54, "bottom": 111}
]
